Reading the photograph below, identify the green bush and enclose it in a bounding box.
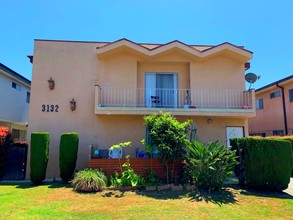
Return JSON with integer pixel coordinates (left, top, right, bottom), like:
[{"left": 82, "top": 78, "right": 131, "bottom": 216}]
[
  {"left": 231, "top": 137, "right": 293, "bottom": 191},
  {"left": 30, "top": 132, "right": 50, "bottom": 185},
  {"left": 184, "top": 140, "right": 238, "bottom": 191},
  {"left": 273, "top": 136, "right": 293, "bottom": 175},
  {"left": 110, "top": 156, "right": 144, "bottom": 188},
  {"left": 71, "top": 169, "right": 107, "bottom": 193},
  {"left": 59, "top": 133, "right": 79, "bottom": 182},
  {"left": 280, "top": 135, "right": 293, "bottom": 176},
  {"left": 109, "top": 172, "right": 122, "bottom": 187},
  {"left": 144, "top": 112, "right": 191, "bottom": 183}
]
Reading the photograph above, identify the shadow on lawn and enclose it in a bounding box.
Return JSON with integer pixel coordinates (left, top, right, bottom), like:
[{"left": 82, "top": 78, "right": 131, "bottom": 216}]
[
  {"left": 0, "top": 181, "right": 72, "bottom": 189},
  {"left": 239, "top": 187, "right": 293, "bottom": 199},
  {"left": 136, "top": 187, "right": 238, "bottom": 206}
]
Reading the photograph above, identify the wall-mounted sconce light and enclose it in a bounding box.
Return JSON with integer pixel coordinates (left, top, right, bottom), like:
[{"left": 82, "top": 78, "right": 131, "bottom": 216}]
[
  {"left": 70, "top": 98, "right": 76, "bottom": 111},
  {"left": 207, "top": 118, "right": 213, "bottom": 124},
  {"left": 48, "top": 77, "right": 55, "bottom": 90}
]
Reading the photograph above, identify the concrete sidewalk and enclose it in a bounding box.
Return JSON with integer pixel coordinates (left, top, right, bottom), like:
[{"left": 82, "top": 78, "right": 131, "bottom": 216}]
[
  {"left": 283, "top": 177, "right": 293, "bottom": 196},
  {"left": 225, "top": 176, "right": 293, "bottom": 196}
]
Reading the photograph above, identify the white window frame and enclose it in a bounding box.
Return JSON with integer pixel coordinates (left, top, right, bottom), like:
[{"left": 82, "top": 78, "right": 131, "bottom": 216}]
[
  {"left": 255, "top": 98, "right": 264, "bottom": 110},
  {"left": 145, "top": 72, "right": 178, "bottom": 108}
]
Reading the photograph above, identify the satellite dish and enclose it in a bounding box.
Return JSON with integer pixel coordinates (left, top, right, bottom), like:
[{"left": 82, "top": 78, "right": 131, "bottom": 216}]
[{"left": 245, "top": 72, "right": 258, "bottom": 90}]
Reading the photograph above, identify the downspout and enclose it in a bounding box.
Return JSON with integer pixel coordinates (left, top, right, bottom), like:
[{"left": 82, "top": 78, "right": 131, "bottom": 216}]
[{"left": 276, "top": 83, "right": 288, "bottom": 135}]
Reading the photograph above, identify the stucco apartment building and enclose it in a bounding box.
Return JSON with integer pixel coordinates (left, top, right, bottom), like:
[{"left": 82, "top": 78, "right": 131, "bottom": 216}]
[
  {"left": 28, "top": 38, "right": 255, "bottom": 178},
  {"left": 0, "top": 63, "right": 31, "bottom": 141},
  {"left": 249, "top": 75, "right": 293, "bottom": 136}
]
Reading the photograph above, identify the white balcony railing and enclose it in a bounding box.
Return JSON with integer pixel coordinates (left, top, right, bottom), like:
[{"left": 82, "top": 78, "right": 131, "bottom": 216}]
[{"left": 96, "top": 87, "right": 254, "bottom": 110}]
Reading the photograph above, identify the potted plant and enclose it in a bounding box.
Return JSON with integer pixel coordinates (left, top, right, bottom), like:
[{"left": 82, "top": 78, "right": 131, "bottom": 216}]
[{"left": 183, "top": 90, "right": 191, "bottom": 109}]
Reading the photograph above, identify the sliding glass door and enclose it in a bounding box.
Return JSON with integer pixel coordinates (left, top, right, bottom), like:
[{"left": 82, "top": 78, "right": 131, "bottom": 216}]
[{"left": 145, "top": 72, "right": 178, "bottom": 108}]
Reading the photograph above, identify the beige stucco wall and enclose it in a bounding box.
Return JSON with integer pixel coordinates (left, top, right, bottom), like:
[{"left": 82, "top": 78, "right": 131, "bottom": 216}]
[
  {"left": 249, "top": 80, "right": 293, "bottom": 135},
  {"left": 98, "top": 51, "right": 137, "bottom": 88},
  {"left": 28, "top": 40, "right": 251, "bottom": 179},
  {"left": 137, "top": 62, "right": 189, "bottom": 89},
  {"left": 190, "top": 56, "right": 245, "bottom": 91}
]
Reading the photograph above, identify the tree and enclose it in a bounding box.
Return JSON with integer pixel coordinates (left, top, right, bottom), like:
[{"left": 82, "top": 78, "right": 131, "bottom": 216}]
[{"left": 144, "top": 112, "right": 191, "bottom": 183}]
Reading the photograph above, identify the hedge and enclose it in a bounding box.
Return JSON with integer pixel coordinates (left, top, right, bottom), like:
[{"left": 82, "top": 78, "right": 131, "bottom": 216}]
[
  {"left": 231, "top": 137, "right": 293, "bottom": 191},
  {"left": 30, "top": 132, "right": 50, "bottom": 185},
  {"left": 269, "top": 136, "right": 293, "bottom": 175},
  {"left": 59, "top": 133, "right": 79, "bottom": 182}
]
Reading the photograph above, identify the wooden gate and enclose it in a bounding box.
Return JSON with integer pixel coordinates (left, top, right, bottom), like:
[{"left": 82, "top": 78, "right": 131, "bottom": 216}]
[{"left": 2, "top": 143, "right": 28, "bottom": 180}]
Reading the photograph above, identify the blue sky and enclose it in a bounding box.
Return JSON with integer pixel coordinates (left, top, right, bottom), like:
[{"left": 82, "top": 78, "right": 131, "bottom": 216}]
[{"left": 1, "top": 0, "right": 292, "bottom": 89}]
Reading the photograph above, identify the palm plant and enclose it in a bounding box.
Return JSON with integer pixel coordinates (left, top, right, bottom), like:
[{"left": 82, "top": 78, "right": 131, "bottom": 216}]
[{"left": 184, "top": 140, "right": 238, "bottom": 191}]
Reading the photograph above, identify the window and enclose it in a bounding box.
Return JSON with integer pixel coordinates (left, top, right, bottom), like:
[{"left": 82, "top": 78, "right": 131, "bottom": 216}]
[
  {"left": 270, "top": 90, "right": 280, "bottom": 99},
  {"left": 255, "top": 98, "right": 264, "bottom": 110},
  {"left": 289, "top": 88, "right": 293, "bottom": 102},
  {"left": 273, "top": 130, "right": 284, "bottom": 136},
  {"left": 12, "top": 82, "right": 21, "bottom": 91},
  {"left": 12, "top": 129, "right": 27, "bottom": 141},
  {"left": 26, "top": 92, "right": 30, "bottom": 103},
  {"left": 250, "top": 133, "right": 266, "bottom": 137}
]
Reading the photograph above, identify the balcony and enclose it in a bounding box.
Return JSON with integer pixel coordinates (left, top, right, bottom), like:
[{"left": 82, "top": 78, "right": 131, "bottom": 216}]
[{"left": 94, "top": 86, "right": 255, "bottom": 117}]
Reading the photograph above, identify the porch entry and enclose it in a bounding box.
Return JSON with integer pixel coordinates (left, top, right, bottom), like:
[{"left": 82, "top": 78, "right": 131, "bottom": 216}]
[
  {"left": 145, "top": 72, "right": 178, "bottom": 108},
  {"left": 226, "top": 127, "right": 244, "bottom": 147}
]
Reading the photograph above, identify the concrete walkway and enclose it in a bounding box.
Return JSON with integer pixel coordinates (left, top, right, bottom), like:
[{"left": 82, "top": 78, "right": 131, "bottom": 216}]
[
  {"left": 283, "top": 177, "right": 293, "bottom": 196},
  {"left": 224, "top": 176, "right": 293, "bottom": 196}
]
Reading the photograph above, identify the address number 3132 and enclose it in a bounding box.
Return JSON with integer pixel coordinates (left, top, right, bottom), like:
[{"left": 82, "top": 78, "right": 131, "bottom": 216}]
[{"left": 42, "top": 104, "right": 59, "bottom": 112}]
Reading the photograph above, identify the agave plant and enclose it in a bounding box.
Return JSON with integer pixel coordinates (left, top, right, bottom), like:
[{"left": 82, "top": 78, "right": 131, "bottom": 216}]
[{"left": 71, "top": 169, "right": 107, "bottom": 193}]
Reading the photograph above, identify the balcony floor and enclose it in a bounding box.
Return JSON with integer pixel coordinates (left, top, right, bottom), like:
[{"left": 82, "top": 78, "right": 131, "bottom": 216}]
[{"left": 95, "top": 106, "right": 255, "bottom": 117}]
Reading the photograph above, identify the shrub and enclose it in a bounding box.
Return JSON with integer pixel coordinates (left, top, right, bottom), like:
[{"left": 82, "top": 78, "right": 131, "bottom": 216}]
[
  {"left": 71, "top": 168, "right": 107, "bottom": 193},
  {"left": 109, "top": 156, "right": 145, "bottom": 188},
  {"left": 231, "top": 137, "right": 293, "bottom": 191},
  {"left": 109, "top": 172, "right": 122, "bottom": 187},
  {"left": 144, "top": 112, "right": 191, "bottom": 183},
  {"left": 271, "top": 136, "right": 293, "bottom": 175},
  {"left": 59, "top": 133, "right": 79, "bottom": 182},
  {"left": 121, "top": 156, "right": 144, "bottom": 187},
  {"left": 184, "top": 140, "right": 238, "bottom": 191},
  {"left": 30, "top": 132, "right": 50, "bottom": 185}
]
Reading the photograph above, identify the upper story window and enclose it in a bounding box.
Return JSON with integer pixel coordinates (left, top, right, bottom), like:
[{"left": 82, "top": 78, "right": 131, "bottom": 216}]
[
  {"left": 289, "top": 88, "right": 293, "bottom": 102},
  {"left": 26, "top": 92, "right": 30, "bottom": 103},
  {"left": 270, "top": 90, "right": 280, "bottom": 99},
  {"left": 12, "top": 82, "right": 21, "bottom": 91},
  {"left": 255, "top": 98, "right": 264, "bottom": 110}
]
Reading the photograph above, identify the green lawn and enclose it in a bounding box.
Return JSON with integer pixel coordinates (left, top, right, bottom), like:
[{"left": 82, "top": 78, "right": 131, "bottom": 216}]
[{"left": 0, "top": 182, "right": 292, "bottom": 219}]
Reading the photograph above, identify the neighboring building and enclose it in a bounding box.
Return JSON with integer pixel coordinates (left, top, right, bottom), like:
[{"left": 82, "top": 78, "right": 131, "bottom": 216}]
[
  {"left": 28, "top": 38, "right": 255, "bottom": 178},
  {"left": 249, "top": 75, "right": 293, "bottom": 137},
  {"left": 0, "top": 63, "right": 31, "bottom": 142}
]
